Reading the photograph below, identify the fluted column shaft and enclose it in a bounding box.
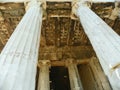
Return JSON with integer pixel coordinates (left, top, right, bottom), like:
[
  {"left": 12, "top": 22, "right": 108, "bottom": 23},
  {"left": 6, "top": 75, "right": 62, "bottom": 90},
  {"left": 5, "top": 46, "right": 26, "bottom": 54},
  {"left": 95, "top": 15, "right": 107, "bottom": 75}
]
[
  {"left": 74, "top": 2, "right": 120, "bottom": 90},
  {"left": 66, "top": 60, "right": 83, "bottom": 90},
  {"left": 37, "top": 60, "right": 50, "bottom": 90},
  {"left": 0, "top": 1, "right": 43, "bottom": 90}
]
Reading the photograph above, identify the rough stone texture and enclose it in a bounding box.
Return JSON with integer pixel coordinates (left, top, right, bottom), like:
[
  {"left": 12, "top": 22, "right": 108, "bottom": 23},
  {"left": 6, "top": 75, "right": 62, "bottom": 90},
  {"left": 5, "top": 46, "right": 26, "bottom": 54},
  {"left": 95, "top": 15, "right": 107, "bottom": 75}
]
[{"left": 0, "top": 3, "right": 25, "bottom": 46}]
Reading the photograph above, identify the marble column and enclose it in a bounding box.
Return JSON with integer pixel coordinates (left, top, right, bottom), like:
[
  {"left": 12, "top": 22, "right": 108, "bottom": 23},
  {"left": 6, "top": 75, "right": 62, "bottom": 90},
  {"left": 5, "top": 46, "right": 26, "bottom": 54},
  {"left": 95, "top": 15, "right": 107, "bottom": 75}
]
[
  {"left": 0, "top": 0, "right": 43, "bottom": 90},
  {"left": 73, "top": 1, "right": 120, "bottom": 90},
  {"left": 37, "top": 60, "right": 50, "bottom": 90},
  {"left": 66, "top": 60, "right": 83, "bottom": 90}
]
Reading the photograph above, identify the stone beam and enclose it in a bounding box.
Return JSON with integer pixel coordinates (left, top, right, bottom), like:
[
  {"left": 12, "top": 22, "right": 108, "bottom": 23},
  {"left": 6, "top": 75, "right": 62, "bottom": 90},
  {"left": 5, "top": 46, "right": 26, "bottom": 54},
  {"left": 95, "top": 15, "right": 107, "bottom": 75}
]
[{"left": 38, "top": 59, "right": 89, "bottom": 67}]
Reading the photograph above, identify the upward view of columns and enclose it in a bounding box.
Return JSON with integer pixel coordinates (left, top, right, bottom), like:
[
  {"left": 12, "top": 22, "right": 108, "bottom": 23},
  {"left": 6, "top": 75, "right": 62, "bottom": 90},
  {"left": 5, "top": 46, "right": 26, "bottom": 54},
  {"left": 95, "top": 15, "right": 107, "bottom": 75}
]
[
  {"left": 73, "top": 1, "right": 120, "bottom": 90},
  {"left": 0, "top": 0, "right": 43, "bottom": 90},
  {"left": 0, "top": 0, "right": 120, "bottom": 90}
]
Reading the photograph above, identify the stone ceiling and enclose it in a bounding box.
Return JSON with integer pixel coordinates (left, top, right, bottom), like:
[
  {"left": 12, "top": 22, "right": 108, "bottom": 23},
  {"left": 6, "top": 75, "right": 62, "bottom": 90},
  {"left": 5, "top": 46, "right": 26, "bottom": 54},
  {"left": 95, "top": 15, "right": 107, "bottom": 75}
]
[{"left": 0, "top": 2, "right": 120, "bottom": 60}]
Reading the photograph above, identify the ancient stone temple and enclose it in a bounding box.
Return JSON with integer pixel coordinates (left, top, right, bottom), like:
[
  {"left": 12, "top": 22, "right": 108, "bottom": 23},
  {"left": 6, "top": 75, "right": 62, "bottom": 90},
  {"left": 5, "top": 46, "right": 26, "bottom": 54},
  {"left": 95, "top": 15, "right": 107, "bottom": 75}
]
[{"left": 0, "top": 0, "right": 120, "bottom": 90}]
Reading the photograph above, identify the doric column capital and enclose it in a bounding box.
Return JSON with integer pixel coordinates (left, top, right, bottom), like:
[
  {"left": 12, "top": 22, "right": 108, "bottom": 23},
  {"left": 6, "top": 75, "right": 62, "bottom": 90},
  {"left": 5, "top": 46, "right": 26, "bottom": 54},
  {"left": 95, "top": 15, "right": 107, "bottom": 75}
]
[
  {"left": 24, "top": 0, "right": 46, "bottom": 11},
  {"left": 65, "top": 59, "right": 76, "bottom": 66},
  {"left": 72, "top": 0, "right": 92, "bottom": 16},
  {"left": 38, "top": 60, "right": 51, "bottom": 68}
]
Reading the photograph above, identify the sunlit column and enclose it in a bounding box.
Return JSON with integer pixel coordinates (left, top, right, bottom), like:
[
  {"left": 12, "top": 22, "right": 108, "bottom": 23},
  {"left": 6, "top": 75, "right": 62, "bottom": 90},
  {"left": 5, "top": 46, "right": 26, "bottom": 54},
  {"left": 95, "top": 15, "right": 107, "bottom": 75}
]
[
  {"left": 37, "top": 60, "right": 50, "bottom": 90},
  {"left": 73, "top": 1, "right": 120, "bottom": 90},
  {"left": 66, "top": 60, "right": 83, "bottom": 90},
  {"left": 0, "top": 0, "right": 43, "bottom": 90}
]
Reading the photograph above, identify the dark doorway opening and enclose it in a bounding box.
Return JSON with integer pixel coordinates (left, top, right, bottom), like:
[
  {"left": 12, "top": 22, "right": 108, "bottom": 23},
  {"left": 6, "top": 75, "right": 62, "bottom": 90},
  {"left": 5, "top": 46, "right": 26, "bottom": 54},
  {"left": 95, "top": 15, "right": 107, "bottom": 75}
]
[{"left": 50, "top": 66, "right": 70, "bottom": 90}]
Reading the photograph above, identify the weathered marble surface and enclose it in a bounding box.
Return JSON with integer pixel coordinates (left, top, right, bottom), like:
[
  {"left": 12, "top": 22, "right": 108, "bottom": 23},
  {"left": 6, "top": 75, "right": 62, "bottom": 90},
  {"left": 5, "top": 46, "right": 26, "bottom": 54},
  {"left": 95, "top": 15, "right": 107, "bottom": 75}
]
[
  {"left": 0, "top": 1, "right": 43, "bottom": 90},
  {"left": 76, "top": 4, "right": 120, "bottom": 90}
]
